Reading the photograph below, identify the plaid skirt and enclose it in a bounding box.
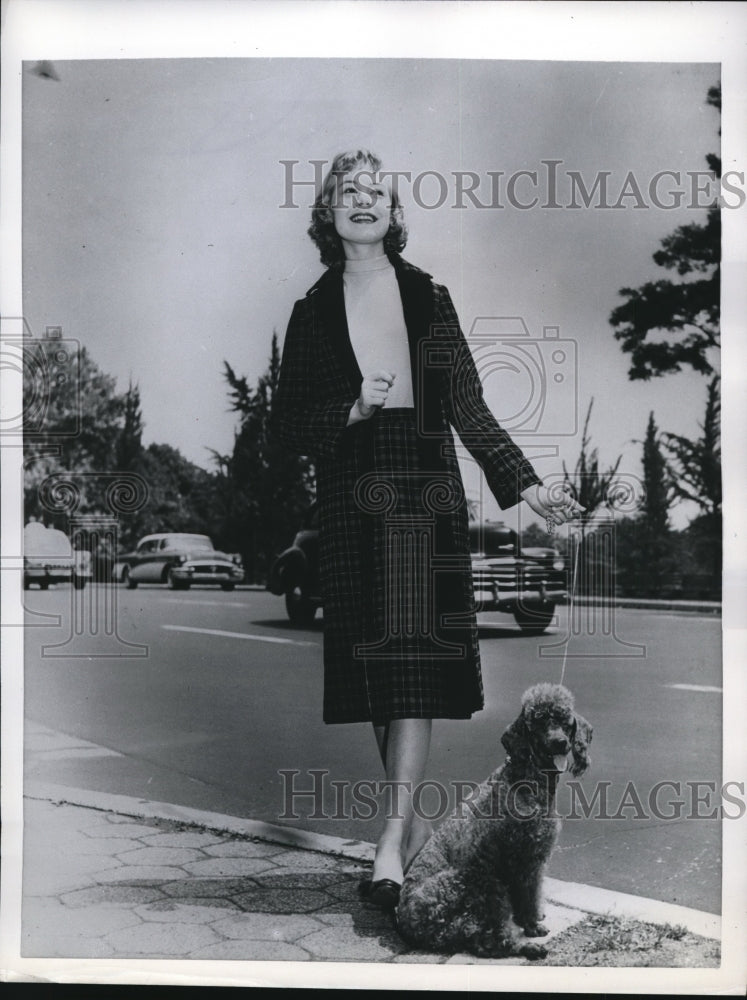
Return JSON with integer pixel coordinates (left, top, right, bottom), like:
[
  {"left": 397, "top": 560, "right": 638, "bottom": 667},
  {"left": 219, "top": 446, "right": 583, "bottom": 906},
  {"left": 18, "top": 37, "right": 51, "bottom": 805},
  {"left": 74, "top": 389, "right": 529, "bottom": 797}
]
[{"left": 316, "top": 408, "right": 484, "bottom": 725}]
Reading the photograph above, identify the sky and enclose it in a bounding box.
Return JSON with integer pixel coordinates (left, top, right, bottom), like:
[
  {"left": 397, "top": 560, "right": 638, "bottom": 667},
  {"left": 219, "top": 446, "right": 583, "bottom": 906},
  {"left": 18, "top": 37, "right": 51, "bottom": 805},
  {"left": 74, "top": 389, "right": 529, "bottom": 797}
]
[{"left": 22, "top": 56, "right": 721, "bottom": 528}]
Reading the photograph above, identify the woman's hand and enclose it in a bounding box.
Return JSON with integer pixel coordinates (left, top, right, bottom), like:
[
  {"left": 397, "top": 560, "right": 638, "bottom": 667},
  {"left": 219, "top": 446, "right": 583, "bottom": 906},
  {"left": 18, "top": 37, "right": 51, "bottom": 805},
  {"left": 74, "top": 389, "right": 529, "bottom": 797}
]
[
  {"left": 520, "top": 483, "right": 586, "bottom": 528},
  {"left": 357, "top": 370, "right": 396, "bottom": 418}
]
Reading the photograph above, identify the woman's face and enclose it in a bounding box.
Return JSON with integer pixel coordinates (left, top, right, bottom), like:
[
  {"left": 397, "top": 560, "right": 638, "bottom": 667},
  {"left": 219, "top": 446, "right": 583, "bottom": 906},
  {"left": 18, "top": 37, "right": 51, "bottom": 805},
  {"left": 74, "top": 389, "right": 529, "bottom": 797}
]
[{"left": 330, "top": 167, "right": 392, "bottom": 250}]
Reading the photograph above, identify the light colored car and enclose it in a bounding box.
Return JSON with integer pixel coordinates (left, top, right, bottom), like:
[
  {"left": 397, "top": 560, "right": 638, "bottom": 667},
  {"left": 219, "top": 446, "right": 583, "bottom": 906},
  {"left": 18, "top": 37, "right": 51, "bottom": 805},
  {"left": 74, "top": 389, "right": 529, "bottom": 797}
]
[
  {"left": 116, "top": 533, "right": 244, "bottom": 591},
  {"left": 23, "top": 521, "right": 92, "bottom": 590}
]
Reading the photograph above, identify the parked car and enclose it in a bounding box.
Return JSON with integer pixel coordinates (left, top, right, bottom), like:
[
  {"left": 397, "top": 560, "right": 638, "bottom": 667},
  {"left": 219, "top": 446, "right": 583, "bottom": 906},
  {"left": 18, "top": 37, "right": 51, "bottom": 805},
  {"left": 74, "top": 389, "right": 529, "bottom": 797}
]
[
  {"left": 23, "top": 521, "right": 92, "bottom": 590},
  {"left": 267, "top": 507, "right": 567, "bottom": 633},
  {"left": 469, "top": 521, "right": 567, "bottom": 633},
  {"left": 267, "top": 507, "right": 321, "bottom": 625},
  {"left": 115, "top": 533, "right": 244, "bottom": 591}
]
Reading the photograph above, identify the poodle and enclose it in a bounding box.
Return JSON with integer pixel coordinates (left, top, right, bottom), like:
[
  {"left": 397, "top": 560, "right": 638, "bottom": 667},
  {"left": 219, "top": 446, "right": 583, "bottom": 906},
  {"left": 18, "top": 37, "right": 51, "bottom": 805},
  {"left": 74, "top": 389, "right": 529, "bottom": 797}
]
[{"left": 396, "top": 683, "right": 593, "bottom": 960}]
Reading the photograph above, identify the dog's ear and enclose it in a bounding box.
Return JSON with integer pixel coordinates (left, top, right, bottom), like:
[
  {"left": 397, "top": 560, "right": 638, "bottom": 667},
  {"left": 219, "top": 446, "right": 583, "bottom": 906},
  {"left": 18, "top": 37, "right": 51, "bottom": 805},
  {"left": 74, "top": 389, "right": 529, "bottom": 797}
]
[
  {"left": 570, "top": 714, "right": 593, "bottom": 776},
  {"left": 501, "top": 714, "right": 529, "bottom": 759}
]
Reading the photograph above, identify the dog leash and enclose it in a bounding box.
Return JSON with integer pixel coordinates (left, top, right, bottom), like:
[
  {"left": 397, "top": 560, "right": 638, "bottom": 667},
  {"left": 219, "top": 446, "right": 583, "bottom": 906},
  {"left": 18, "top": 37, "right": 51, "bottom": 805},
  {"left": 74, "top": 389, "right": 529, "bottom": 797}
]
[{"left": 545, "top": 517, "right": 581, "bottom": 686}]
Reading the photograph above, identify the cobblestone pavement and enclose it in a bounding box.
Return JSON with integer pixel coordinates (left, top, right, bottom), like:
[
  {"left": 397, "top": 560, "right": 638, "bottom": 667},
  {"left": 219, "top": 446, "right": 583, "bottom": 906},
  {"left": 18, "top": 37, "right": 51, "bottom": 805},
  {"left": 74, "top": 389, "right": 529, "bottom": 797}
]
[{"left": 20, "top": 797, "right": 583, "bottom": 964}]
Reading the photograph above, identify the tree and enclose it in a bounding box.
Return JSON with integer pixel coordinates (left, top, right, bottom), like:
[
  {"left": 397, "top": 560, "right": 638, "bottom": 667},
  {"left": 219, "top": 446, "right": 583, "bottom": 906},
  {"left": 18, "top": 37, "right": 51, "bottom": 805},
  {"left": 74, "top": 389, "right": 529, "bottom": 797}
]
[
  {"left": 220, "top": 334, "right": 315, "bottom": 581},
  {"left": 24, "top": 340, "right": 126, "bottom": 523},
  {"left": 630, "top": 412, "right": 676, "bottom": 596},
  {"left": 640, "top": 411, "right": 673, "bottom": 530},
  {"left": 116, "top": 380, "right": 144, "bottom": 471},
  {"left": 608, "top": 83, "right": 722, "bottom": 599},
  {"left": 609, "top": 84, "right": 720, "bottom": 380},
  {"left": 662, "top": 376, "right": 721, "bottom": 520},
  {"left": 520, "top": 522, "right": 556, "bottom": 548},
  {"left": 561, "top": 399, "right": 623, "bottom": 597},
  {"left": 661, "top": 374, "right": 721, "bottom": 598},
  {"left": 561, "top": 399, "right": 622, "bottom": 520},
  {"left": 22, "top": 337, "right": 226, "bottom": 553}
]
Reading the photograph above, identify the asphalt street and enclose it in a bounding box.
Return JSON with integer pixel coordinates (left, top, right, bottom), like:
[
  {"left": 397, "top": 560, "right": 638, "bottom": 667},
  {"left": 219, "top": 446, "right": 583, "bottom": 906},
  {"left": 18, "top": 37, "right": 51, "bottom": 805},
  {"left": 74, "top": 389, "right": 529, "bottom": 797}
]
[{"left": 22, "top": 584, "right": 724, "bottom": 914}]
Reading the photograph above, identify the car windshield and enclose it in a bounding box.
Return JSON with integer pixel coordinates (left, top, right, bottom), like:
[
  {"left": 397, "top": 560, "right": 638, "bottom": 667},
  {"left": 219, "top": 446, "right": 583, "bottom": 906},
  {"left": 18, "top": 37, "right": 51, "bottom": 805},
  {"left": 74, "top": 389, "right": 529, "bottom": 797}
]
[
  {"left": 469, "top": 523, "right": 516, "bottom": 556},
  {"left": 161, "top": 535, "right": 214, "bottom": 551}
]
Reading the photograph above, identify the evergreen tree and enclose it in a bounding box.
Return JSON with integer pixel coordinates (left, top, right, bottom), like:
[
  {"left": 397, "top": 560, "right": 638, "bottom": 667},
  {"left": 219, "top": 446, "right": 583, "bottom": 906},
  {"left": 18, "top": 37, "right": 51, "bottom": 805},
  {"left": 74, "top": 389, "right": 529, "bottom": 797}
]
[
  {"left": 116, "top": 380, "right": 144, "bottom": 471},
  {"left": 662, "top": 377, "right": 721, "bottom": 520},
  {"left": 561, "top": 399, "right": 623, "bottom": 597},
  {"left": 608, "top": 83, "right": 722, "bottom": 599},
  {"left": 520, "top": 522, "right": 556, "bottom": 549},
  {"left": 221, "top": 333, "right": 315, "bottom": 581},
  {"left": 662, "top": 376, "right": 721, "bottom": 597},
  {"left": 641, "top": 411, "right": 672, "bottom": 534},
  {"left": 636, "top": 412, "right": 675, "bottom": 595},
  {"left": 609, "top": 84, "right": 721, "bottom": 380},
  {"left": 561, "top": 399, "right": 623, "bottom": 521}
]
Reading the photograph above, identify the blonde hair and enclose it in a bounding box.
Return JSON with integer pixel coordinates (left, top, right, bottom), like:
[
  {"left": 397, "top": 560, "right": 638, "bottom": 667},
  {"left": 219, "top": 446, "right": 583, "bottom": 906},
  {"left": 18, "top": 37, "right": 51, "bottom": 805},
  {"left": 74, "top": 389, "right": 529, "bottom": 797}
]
[{"left": 307, "top": 149, "right": 408, "bottom": 268}]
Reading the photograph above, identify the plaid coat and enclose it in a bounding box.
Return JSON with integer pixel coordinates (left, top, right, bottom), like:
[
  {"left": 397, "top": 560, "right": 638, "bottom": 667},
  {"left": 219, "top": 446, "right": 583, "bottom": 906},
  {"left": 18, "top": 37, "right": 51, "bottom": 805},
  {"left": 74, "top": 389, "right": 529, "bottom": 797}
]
[{"left": 271, "top": 254, "right": 540, "bottom": 724}]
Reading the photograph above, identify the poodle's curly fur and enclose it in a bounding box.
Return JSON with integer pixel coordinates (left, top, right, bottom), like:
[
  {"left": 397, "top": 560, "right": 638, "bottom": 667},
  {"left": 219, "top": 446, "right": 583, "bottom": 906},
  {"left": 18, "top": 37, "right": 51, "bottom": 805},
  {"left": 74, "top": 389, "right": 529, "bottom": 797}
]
[{"left": 396, "top": 684, "right": 593, "bottom": 960}]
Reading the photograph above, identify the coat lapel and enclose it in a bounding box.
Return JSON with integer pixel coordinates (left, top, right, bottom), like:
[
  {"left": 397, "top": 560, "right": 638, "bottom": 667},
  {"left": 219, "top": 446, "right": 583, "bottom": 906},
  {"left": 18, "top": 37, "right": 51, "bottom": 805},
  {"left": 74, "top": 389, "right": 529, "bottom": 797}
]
[
  {"left": 391, "top": 255, "right": 445, "bottom": 458},
  {"left": 390, "top": 253, "right": 435, "bottom": 391},
  {"left": 311, "top": 267, "right": 363, "bottom": 392}
]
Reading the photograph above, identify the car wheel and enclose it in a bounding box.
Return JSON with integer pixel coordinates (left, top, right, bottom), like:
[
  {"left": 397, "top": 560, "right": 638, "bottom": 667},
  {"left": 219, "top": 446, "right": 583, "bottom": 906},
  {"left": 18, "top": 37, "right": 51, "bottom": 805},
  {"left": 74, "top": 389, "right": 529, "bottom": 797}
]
[
  {"left": 123, "top": 566, "right": 138, "bottom": 589},
  {"left": 220, "top": 582, "right": 236, "bottom": 592},
  {"left": 513, "top": 602, "right": 555, "bottom": 635},
  {"left": 72, "top": 574, "right": 86, "bottom": 590},
  {"left": 285, "top": 587, "right": 317, "bottom": 626},
  {"left": 39, "top": 580, "right": 49, "bottom": 591}
]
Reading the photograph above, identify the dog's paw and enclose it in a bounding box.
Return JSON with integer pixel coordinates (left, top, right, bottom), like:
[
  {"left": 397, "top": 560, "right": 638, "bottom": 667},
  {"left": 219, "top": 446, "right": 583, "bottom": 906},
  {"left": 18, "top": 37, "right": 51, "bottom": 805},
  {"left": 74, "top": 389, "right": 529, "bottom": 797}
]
[
  {"left": 523, "top": 922, "right": 549, "bottom": 937},
  {"left": 519, "top": 941, "right": 548, "bottom": 961}
]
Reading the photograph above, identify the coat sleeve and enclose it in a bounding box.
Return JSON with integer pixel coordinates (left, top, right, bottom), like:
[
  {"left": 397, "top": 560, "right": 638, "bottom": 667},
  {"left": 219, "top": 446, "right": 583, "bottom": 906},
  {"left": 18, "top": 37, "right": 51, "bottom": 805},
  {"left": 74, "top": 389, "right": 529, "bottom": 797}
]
[
  {"left": 434, "top": 283, "right": 542, "bottom": 510},
  {"left": 270, "top": 297, "right": 357, "bottom": 460}
]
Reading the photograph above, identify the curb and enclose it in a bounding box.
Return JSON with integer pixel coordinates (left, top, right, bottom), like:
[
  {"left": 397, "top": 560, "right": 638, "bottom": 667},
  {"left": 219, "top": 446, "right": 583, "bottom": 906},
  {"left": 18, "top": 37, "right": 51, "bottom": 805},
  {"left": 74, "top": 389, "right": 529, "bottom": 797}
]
[
  {"left": 571, "top": 598, "right": 721, "bottom": 615},
  {"left": 25, "top": 780, "right": 375, "bottom": 861},
  {"left": 26, "top": 781, "right": 721, "bottom": 942}
]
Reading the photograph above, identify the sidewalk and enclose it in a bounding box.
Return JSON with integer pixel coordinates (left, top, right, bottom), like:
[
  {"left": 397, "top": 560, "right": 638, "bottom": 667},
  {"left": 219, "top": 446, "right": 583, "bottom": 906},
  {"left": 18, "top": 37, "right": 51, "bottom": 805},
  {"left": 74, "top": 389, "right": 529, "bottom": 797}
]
[
  {"left": 18, "top": 783, "right": 721, "bottom": 966},
  {"left": 13, "top": 722, "right": 723, "bottom": 969}
]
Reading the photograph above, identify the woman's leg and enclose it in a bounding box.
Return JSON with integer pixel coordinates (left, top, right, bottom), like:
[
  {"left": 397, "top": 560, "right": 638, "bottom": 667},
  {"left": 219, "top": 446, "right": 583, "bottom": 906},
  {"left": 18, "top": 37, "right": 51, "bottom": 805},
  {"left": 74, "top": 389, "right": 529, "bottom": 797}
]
[
  {"left": 372, "top": 721, "right": 434, "bottom": 874},
  {"left": 370, "top": 717, "right": 432, "bottom": 885}
]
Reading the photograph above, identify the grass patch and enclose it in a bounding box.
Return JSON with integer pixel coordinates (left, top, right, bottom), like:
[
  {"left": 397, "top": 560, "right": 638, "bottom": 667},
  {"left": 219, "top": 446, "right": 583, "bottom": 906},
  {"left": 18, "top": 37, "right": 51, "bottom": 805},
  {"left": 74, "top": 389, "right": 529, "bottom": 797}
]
[{"left": 537, "top": 913, "right": 720, "bottom": 967}]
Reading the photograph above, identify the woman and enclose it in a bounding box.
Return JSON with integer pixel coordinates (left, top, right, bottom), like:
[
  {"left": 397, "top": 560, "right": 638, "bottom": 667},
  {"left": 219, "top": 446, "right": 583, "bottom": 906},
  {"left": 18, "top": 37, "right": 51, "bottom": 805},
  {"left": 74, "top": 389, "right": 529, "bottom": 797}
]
[{"left": 271, "top": 149, "right": 582, "bottom": 906}]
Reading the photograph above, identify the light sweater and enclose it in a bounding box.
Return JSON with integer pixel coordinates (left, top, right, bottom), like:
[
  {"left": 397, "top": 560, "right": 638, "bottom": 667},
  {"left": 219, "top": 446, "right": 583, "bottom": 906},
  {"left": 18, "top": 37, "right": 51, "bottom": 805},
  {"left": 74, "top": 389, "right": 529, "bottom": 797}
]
[{"left": 343, "top": 255, "right": 415, "bottom": 409}]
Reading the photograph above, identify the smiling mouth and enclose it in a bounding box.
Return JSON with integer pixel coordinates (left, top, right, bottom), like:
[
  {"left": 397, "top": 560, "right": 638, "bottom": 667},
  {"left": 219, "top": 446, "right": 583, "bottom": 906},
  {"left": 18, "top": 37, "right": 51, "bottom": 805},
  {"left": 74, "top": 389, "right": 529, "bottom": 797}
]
[{"left": 351, "top": 213, "right": 377, "bottom": 223}]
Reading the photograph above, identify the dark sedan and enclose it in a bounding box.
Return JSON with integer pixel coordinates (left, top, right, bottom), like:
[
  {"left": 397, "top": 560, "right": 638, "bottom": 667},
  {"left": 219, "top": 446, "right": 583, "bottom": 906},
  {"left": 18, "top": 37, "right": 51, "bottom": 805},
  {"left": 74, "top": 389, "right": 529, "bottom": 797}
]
[{"left": 268, "top": 508, "right": 566, "bottom": 633}]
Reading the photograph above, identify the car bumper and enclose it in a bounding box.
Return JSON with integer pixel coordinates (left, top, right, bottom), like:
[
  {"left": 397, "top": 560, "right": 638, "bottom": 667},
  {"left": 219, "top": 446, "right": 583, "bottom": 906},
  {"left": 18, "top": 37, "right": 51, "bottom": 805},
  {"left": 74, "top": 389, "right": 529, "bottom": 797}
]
[
  {"left": 170, "top": 565, "right": 244, "bottom": 584},
  {"left": 25, "top": 565, "right": 73, "bottom": 583},
  {"left": 474, "top": 585, "right": 568, "bottom": 610}
]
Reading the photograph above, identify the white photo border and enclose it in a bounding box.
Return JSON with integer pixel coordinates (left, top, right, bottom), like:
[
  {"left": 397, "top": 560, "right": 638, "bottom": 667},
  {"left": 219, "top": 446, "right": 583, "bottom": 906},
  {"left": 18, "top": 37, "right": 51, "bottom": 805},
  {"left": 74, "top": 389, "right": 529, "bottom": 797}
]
[{"left": 1, "top": 0, "right": 745, "bottom": 992}]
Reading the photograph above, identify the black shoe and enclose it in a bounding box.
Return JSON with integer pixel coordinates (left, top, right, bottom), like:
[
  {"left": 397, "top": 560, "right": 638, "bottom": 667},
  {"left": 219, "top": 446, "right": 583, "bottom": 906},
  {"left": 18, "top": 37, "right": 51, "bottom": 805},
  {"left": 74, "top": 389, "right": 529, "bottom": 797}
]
[{"left": 358, "top": 877, "right": 401, "bottom": 909}]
